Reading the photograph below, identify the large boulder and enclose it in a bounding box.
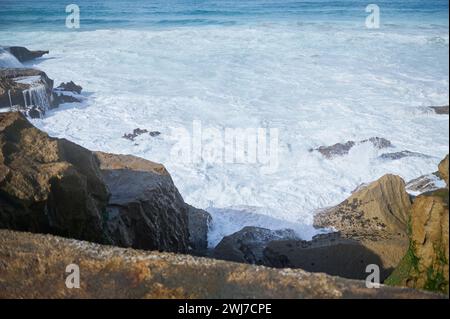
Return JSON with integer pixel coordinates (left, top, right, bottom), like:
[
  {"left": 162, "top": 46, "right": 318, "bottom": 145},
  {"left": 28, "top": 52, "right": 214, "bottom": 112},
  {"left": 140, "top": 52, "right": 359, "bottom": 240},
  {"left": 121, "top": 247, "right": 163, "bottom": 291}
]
[
  {"left": 0, "top": 112, "right": 190, "bottom": 253},
  {"left": 0, "top": 68, "right": 55, "bottom": 117},
  {"left": 186, "top": 205, "right": 211, "bottom": 254},
  {"left": 95, "top": 151, "right": 189, "bottom": 253},
  {"left": 213, "top": 226, "right": 298, "bottom": 264},
  {"left": 385, "top": 188, "right": 449, "bottom": 294},
  {"left": 313, "top": 174, "right": 412, "bottom": 278},
  {"left": 263, "top": 232, "right": 390, "bottom": 280},
  {"left": 0, "top": 229, "right": 442, "bottom": 299}
]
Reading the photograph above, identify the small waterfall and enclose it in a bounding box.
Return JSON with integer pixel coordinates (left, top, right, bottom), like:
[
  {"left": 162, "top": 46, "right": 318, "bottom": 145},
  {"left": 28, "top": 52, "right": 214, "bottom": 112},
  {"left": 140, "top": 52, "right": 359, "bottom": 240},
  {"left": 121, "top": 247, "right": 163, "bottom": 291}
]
[
  {"left": 0, "top": 48, "right": 23, "bottom": 68},
  {"left": 29, "top": 84, "right": 50, "bottom": 111},
  {"left": 8, "top": 90, "right": 13, "bottom": 109}
]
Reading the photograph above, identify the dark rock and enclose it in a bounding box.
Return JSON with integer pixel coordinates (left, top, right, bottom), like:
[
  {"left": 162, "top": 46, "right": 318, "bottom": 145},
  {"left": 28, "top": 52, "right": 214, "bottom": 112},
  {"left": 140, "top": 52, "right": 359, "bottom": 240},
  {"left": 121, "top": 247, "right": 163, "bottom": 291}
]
[
  {"left": 187, "top": 205, "right": 211, "bottom": 254},
  {"left": 430, "top": 106, "right": 449, "bottom": 115},
  {"left": 55, "top": 81, "right": 82, "bottom": 94},
  {"left": 52, "top": 92, "right": 82, "bottom": 105},
  {"left": 312, "top": 137, "right": 392, "bottom": 159},
  {"left": 95, "top": 151, "right": 190, "bottom": 253},
  {"left": 0, "top": 112, "right": 190, "bottom": 253},
  {"left": 213, "top": 226, "right": 298, "bottom": 264},
  {"left": 263, "top": 232, "right": 392, "bottom": 281},
  {"left": 5, "top": 46, "right": 48, "bottom": 62},
  {"left": 379, "top": 150, "right": 431, "bottom": 160},
  {"left": 122, "top": 128, "right": 149, "bottom": 141},
  {"left": 149, "top": 131, "right": 161, "bottom": 137}
]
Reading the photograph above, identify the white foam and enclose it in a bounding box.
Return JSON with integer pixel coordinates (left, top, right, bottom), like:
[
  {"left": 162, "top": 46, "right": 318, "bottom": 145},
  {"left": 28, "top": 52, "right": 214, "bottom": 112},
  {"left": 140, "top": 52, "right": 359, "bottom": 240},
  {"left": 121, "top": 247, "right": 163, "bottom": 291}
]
[
  {"left": 1, "top": 25, "right": 447, "bottom": 244},
  {"left": 0, "top": 48, "right": 23, "bottom": 68}
]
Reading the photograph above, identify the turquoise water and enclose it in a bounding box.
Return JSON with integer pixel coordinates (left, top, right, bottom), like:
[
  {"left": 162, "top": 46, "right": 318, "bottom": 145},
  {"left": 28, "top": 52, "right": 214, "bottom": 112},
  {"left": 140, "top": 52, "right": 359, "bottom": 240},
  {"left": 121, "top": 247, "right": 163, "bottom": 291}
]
[{"left": 1, "top": 0, "right": 448, "bottom": 31}]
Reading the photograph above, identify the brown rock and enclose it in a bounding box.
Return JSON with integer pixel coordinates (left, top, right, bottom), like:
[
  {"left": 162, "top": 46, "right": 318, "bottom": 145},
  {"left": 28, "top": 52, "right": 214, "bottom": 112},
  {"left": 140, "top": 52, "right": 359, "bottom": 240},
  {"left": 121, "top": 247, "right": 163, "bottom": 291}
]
[
  {"left": 0, "top": 229, "right": 442, "bottom": 299},
  {"left": 430, "top": 106, "right": 449, "bottom": 115},
  {"left": 386, "top": 189, "right": 449, "bottom": 294},
  {"left": 438, "top": 154, "right": 449, "bottom": 187}
]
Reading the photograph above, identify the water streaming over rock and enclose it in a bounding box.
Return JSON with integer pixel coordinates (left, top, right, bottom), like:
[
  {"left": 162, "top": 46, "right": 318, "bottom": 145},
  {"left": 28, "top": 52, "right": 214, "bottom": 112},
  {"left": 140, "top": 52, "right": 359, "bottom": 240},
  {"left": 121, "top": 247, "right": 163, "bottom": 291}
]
[{"left": 0, "top": 48, "right": 23, "bottom": 68}]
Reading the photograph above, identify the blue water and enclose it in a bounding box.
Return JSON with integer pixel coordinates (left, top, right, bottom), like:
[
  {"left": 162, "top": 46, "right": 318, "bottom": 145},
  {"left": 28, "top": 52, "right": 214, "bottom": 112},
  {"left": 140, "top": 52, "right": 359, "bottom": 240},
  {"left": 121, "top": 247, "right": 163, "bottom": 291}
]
[{"left": 0, "top": 0, "right": 448, "bottom": 31}]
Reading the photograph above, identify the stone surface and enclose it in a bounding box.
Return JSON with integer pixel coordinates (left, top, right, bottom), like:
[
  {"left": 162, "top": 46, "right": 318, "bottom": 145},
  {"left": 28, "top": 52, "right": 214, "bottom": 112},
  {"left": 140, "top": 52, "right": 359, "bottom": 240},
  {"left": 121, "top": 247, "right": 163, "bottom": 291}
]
[
  {"left": 5, "top": 46, "right": 48, "bottom": 62},
  {"left": 213, "top": 226, "right": 298, "bottom": 264},
  {"left": 263, "top": 232, "right": 392, "bottom": 280},
  {"left": 379, "top": 150, "right": 431, "bottom": 161},
  {"left": 186, "top": 205, "right": 211, "bottom": 254},
  {"left": 0, "top": 229, "right": 442, "bottom": 299},
  {"left": 95, "top": 151, "right": 190, "bottom": 253},
  {"left": 438, "top": 154, "right": 449, "bottom": 187},
  {"left": 430, "top": 105, "right": 449, "bottom": 115},
  {"left": 312, "top": 137, "right": 391, "bottom": 159},
  {"left": 0, "top": 68, "right": 54, "bottom": 117},
  {"left": 313, "top": 174, "right": 412, "bottom": 278},
  {"left": 0, "top": 112, "right": 190, "bottom": 253},
  {"left": 385, "top": 188, "right": 449, "bottom": 294},
  {"left": 406, "top": 173, "right": 444, "bottom": 196},
  {"left": 55, "top": 81, "right": 82, "bottom": 94}
]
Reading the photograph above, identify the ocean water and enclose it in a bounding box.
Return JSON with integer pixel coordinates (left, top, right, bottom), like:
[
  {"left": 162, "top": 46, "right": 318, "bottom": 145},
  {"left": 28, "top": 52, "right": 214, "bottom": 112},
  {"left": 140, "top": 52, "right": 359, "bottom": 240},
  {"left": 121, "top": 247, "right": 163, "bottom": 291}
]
[{"left": 1, "top": 0, "right": 449, "bottom": 247}]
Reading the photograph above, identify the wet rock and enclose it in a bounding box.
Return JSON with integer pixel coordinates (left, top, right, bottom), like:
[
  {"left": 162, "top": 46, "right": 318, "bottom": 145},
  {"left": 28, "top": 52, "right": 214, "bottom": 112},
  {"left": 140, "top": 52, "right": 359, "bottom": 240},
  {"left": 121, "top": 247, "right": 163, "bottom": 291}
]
[
  {"left": 0, "top": 229, "right": 443, "bottom": 299},
  {"left": 406, "top": 173, "right": 444, "bottom": 196},
  {"left": 149, "top": 131, "right": 161, "bottom": 137},
  {"left": 0, "top": 68, "right": 54, "bottom": 116},
  {"left": 379, "top": 150, "right": 431, "bottom": 160},
  {"left": 4, "top": 46, "right": 48, "bottom": 62},
  {"left": 52, "top": 92, "right": 82, "bottom": 105},
  {"left": 55, "top": 81, "right": 83, "bottom": 94},
  {"left": 430, "top": 106, "right": 449, "bottom": 115},
  {"left": 187, "top": 205, "right": 211, "bottom": 254},
  {"left": 312, "top": 137, "right": 392, "bottom": 159},
  {"left": 213, "top": 226, "right": 298, "bottom": 264},
  {"left": 123, "top": 128, "right": 148, "bottom": 141}
]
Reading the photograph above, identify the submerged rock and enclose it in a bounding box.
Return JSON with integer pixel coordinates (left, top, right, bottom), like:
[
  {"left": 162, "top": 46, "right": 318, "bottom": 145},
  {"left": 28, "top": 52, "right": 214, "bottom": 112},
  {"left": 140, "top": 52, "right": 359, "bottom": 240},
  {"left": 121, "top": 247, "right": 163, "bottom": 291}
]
[
  {"left": 430, "top": 105, "right": 449, "bottom": 115},
  {"left": 0, "top": 112, "right": 190, "bottom": 253},
  {"left": 1, "top": 229, "right": 441, "bottom": 298},
  {"left": 379, "top": 150, "right": 431, "bottom": 161},
  {"left": 213, "top": 226, "right": 298, "bottom": 264},
  {"left": 312, "top": 137, "right": 392, "bottom": 159}
]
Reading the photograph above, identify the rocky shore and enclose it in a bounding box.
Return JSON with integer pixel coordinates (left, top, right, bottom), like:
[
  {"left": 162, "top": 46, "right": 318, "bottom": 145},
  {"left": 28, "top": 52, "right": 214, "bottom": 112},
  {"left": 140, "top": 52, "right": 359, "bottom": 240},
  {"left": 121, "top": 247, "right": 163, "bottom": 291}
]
[{"left": 1, "top": 46, "right": 449, "bottom": 298}]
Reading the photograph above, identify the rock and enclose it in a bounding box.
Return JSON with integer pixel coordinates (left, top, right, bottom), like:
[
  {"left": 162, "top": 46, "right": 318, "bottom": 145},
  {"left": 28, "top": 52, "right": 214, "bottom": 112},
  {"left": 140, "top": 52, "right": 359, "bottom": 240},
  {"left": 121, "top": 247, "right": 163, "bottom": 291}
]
[
  {"left": 5, "top": 46, "right": 48, "bottom": 62},
  {"left": 438, "top": 154, "right": 449, "bottom": 187},
  {"left": 406, "top": 173, "right": 444, "bottom": 196},
  {"left": 0, "top": 112, "right": 190, "bottom": 253},
  {"left": 187, "top": 205, "right": 211, "bottom": 254},
  {"left": 55, "top": 81, "right": 83, "bottom": 94},
  {"left": 149, "top": 131, "right": 161, "bottom": 137},
  {"left": 95, "top": 151, "right": 190, "bottom": 253},
  {"left": 313, "top": 174, "right": 412, "bottom": 278},
  {"left": 385, "top": 188, "right": 449, "bottom": 294},
  {"left": 0, "top": 229, "right": 442, "bottom": 299},
  {"left": 379, "top": 150, "right": 431, "bottom": 161},
  {"left": 430, "top": 106, "right": 449, "bottom": 115},
  {"left": 122, "top": 128, "right": 148, "bottom": 141},
  {"left": 213, "top": 226, "right": 298, "bottom": 264},
  {"left": 52, "top": 92, "right": 82, "bottom": 105},
  {"left": 263, "top": 232, "right": 392, "bottom": 280},
  {"left": 312, "top": 137, "right": 391, "bottom": 159},
  {"left": 0, "top": 68, "right": 55, "bottom": 117}
]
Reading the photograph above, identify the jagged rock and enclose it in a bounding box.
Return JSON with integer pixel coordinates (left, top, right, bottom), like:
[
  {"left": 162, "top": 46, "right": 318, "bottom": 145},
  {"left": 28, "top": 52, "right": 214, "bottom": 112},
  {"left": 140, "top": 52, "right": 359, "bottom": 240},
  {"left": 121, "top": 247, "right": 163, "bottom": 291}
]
[
  {"left": 149, "top": 131, "right": 161, "bottom": 137},
  {"left": 123, "top": 128, "right": 148, "bottom": 141},
  {"left": 4, "top": 46, "right": 48, "bottom": 62},
  {"left": 406, "top": 173, "right": 444, "bottom": 196},
  {"left": 0, "top": 112, "right": 190, "bottom": 253},
  {"left": 438, "top": 154, "right": 449, "bottom": 187},
  {"left": 0, "top": 68, "right": 54, "bottom": 117},
  {"left": 95, "top": 151, "right": 190, "bottom": 253},
  {"left": 213, "top": 226, "right": 298, "bottom": 264},
  {"left": 263, "top": 232, "right": 392, "bottom": 280},
  {"left": 386, "top": 188, "right": 449, "bottom": 294},
  {"left": 52, "top": 92, "right": 82, "bottom": 105},
  {"left": 187, "top": 205, "right": 211, "bottom": 254},
  {"left": 0, "top": 229, "right": 442, "bottom": 299},
  {"left": 430, "top": 106, "right": 449, "bottom": 115},
  {"left": 313, "top": 174, "right": 412, "bottom": 278},
  {"left": 379, "top": 150, "right": 431, "bottom": 160},
  {"left": 312, "top": 137, "right": 391, "bottom": 159},
  {"left": 55, "top": 81, "right": 82, "bottom": 94}
]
